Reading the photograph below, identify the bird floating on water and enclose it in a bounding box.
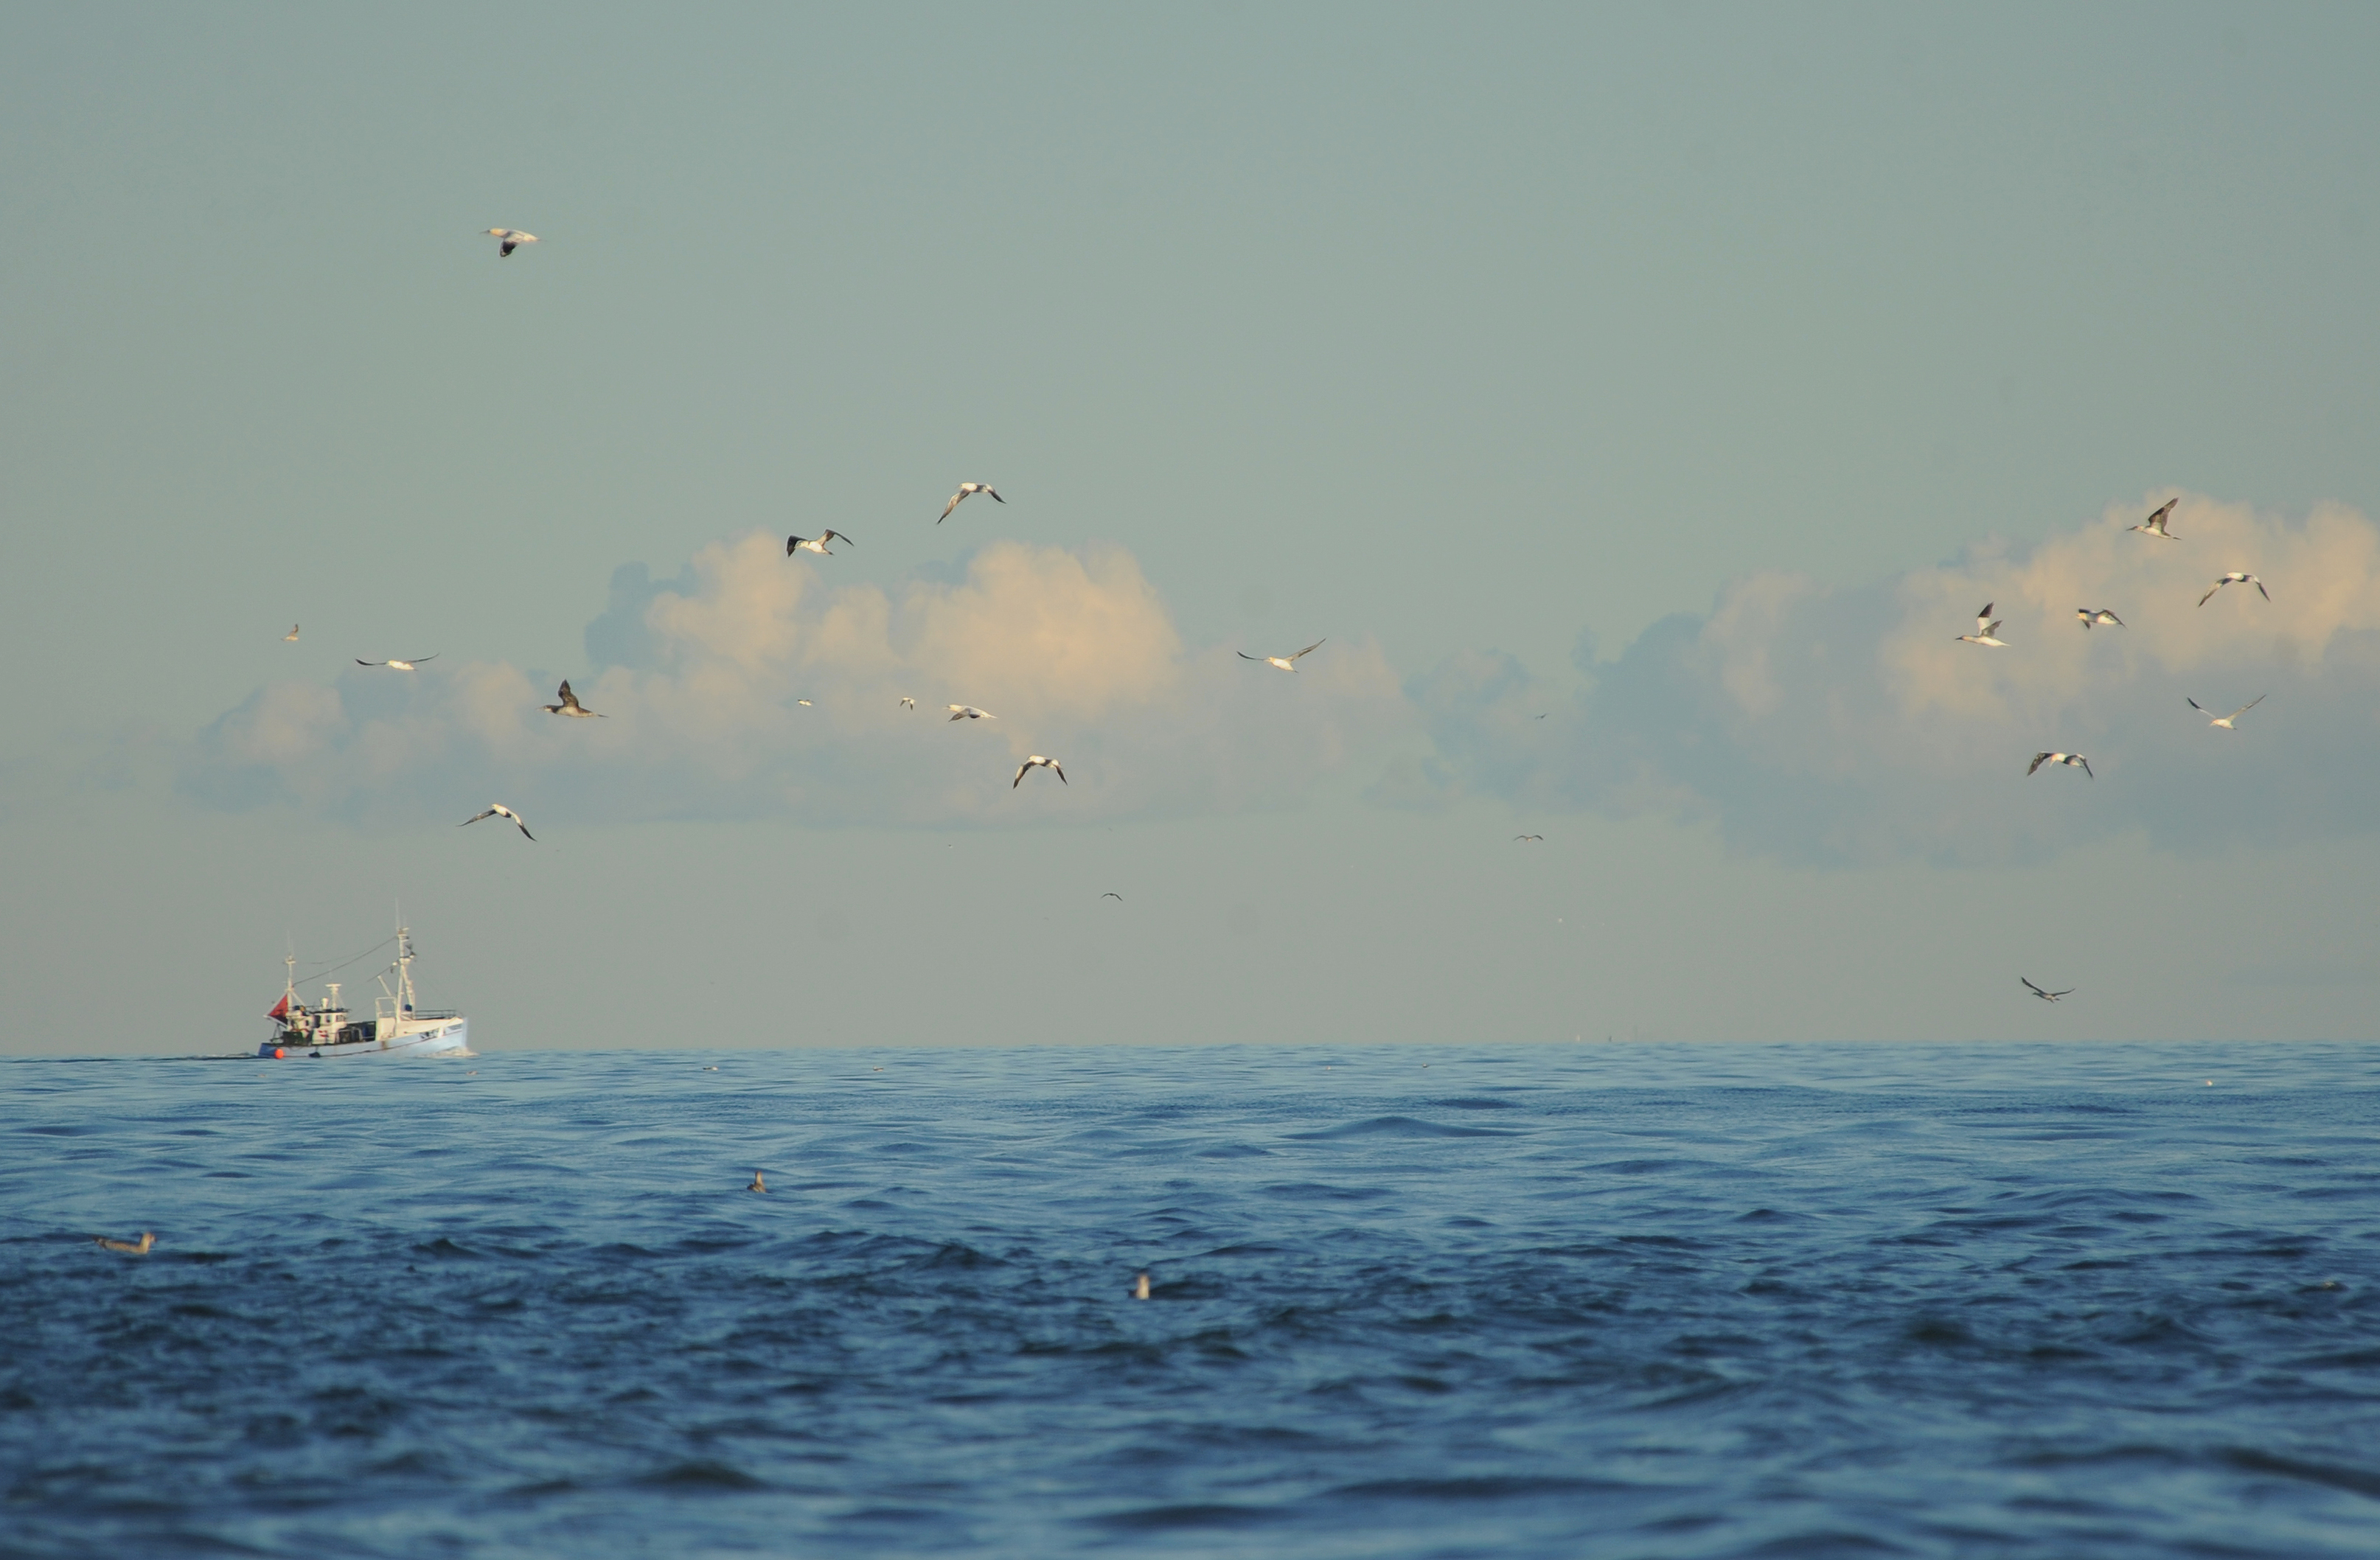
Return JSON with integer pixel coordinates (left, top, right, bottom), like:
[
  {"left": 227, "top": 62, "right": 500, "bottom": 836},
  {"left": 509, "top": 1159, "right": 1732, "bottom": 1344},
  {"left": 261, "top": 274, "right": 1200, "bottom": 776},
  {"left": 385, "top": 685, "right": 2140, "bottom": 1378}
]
[
  {"left": 460, "top": 804, "right": 534, "bottom": 841},
  {"left": 1956, "top": 605, "right": 2006, "bottom": 647},
  {"left": 947, "top": 705, "right": 995, "bottom": 721},
  {"left": 544, "top": 680, "right": 604, "bottom": 717},
  {"left": 748, "top": 1171, "right": 766, "bottom": 1193},
  {"left": 2129, "top": 498, "right": 2179, "bottom": 540},
  {"left": 284, "top": 624, "right": 300, "bottom": 642},
  {"left": 1132, "top": 1272, "right": 1151, "bottom": 1300},
  {"left": 1013, "top": 755, "right": 1067, "bottom": 788},
  {"left": 2199, "top": 572, "right": 2269, "bottom": 607},
  {"left": 93, "top": 1232, "right": 154, "bottom": 1255},
  {"left": 2188, "top": 694, "right": 2266, "bottom": 730},
  {"left": 2028, "top": 751, "right": 2093, "bottom": 779},
  {"left": 2076, "top": 608, "right": 2125, "bottom": 630},
  {"left": 1240, "top": 639, "right": 1326, "bottom": 672},
  {"left": 484, "top": 228, "right": 537, "bottom": 257},
  {"left": 936, "top": 482, "right": 1003, "bottom": 523},
  {"left": 358, "top": 655, "right": 436, "bottom": 670},
  {"left": 787, "top": 531, "right": 855, "bottom": 556},
  {"left": 2022, "top": 978, "right": 2073, "bottom": 1003}
]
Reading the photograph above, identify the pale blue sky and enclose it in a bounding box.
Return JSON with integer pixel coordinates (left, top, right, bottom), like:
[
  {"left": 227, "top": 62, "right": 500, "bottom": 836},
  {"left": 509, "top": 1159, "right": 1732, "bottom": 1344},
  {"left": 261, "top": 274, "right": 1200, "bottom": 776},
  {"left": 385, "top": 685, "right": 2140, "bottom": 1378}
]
[{"left": 5, "top": 4, "right": 2377, "bottom": 1052}]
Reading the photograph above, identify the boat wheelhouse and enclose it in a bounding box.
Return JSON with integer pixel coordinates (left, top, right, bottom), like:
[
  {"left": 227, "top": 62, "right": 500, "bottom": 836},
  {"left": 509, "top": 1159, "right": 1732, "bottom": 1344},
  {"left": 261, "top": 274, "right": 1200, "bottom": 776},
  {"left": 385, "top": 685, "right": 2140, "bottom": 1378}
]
[{"left": 260, "top": 926, "right": 470, "bottom": 1059}]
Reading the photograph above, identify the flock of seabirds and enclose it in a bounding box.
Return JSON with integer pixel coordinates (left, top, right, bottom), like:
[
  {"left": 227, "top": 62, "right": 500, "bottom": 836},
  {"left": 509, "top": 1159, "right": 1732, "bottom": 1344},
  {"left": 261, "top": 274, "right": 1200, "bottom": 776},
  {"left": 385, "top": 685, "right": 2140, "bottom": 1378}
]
[{"left": 1951, "top": 495, "right": 2273, "bottom": 1004}]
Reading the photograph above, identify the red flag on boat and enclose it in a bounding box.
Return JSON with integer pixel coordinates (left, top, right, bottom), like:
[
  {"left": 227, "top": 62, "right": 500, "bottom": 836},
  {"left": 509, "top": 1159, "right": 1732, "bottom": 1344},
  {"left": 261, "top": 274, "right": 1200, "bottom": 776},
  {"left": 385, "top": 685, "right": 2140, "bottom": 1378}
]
[{"left": 267, "top": 994, "right": 290, "bottom": 1020}]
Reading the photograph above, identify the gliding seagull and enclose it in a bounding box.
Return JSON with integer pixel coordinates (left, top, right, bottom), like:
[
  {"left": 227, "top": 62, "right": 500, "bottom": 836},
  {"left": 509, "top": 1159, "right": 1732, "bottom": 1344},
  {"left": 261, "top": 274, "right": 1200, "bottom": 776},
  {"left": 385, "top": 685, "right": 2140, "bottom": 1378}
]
[
  {"left": 1239, "top": 639, "right": 1326, "bottom": 672},
  {"left": 947, "top": 705, "right": 995, "bottom": 721},
  {"left": 2076, "top": 608, "right": 2125, "bottom": 630},
  {"left": 1012, "top": 754, "right": 1067, "bottom": 788},
  {"left": 2021, "top": 978, "right": 2073, "bottom": 1003},
  {"left": 460, "top": 804, "right": 535, "bottom": 841},
  {"left": 2188, "top": 694, "right": 2265, "bottom": 730},
  {"left": 936, "top": 482, "right": 1003, "bottom": 523},
  {"left": 544, "top": 680, "right": 605, "bottom": 717},
  {"left": 1956, "top": 605, "right": 2007, "bottom": 647},
  {"left": 484, "top": 229, "right": 538, "bottom": 257},
  {"left": 2028, "top": 751, "right": 2093, "bottom": 779},
  {"left": 2129, "top": 499, "right": 2179, "bottom": 540},
  {"left": 357, "top": 655, "right": 436, "bottom": 670},
  {"left": 787, "top": 530, "right": 855, "bottom": 556},
  {"left": 2198, "top": 572, "right": 2269, "bottom": 607}
]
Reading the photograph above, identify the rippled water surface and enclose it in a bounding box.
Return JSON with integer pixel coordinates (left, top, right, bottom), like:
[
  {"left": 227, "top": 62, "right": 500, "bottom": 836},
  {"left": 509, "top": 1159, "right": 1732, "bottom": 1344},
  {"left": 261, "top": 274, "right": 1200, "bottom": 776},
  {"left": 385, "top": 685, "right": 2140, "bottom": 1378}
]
[{"left": 4, "top": 1043, "right": 2378, "bottom": 1558}]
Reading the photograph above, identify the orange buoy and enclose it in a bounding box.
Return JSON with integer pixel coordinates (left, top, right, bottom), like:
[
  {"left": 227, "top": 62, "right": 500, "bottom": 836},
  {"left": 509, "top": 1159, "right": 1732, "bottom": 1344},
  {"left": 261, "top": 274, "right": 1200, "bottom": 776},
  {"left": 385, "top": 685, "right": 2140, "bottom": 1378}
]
[{"left": 273, "top": 1048, "right": 285, "bottom": 1059}]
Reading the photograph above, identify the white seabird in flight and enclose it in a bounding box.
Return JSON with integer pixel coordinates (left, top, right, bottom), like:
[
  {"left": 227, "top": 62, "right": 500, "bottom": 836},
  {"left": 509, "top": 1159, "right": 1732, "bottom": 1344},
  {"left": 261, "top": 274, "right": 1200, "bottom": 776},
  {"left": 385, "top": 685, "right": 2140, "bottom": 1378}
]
[
  {"left": 2028, "top": 751, "right": 2093, "bottom": 779},
  {"left": 2021, "top": 978, "right": 2073, "bottom": 1003},
  {"left": 484, "top": 229, "right": 538, "bottom": 257},
  {"left": 947, "top": 705, "right": 995, "bottom": 721},
  {"left": 787, "top": 531, "right": 855, "bottom": 556},
  {"left": 357, "top": 655, "right": 437, "bottom": 670},
  {"left": 1956, "top": 605, "right": 2007, "bottom": 647},
  {"left": 1012, "top": 754, "right": 1067, "bottom": 788},
  {"left": 900, "top": 697, "right": 916, "bottom": 710},
  {"left": 1514, "top": 835, "right": 1544, "bottom": 843},
  {"left": 1239, "top": 639, "right": 1326, "bottom": 672},
  {"left": 2198, "top": 572, "right": 2269, "bottom": 607},
  {"left": 284, "top": 624, "right": 300, "bottom": 642},
  {"left": 2129, "top": 498, "right": 2179, "bottom": 540},
  {"left": 460, "top": 804, "right": 535, "bottom": 841},
  {"left": 2188, "top": 694, "right": 2266, "bottom": 730},
  {"left": 936, "top": 482, "right": 1003, "bottom": 523},
  {"left": 2076, "top": 608, "right": 2125, "bottom": 630},
  {"left": 544, "top": 680, "right": 605, "bottom": 717}
]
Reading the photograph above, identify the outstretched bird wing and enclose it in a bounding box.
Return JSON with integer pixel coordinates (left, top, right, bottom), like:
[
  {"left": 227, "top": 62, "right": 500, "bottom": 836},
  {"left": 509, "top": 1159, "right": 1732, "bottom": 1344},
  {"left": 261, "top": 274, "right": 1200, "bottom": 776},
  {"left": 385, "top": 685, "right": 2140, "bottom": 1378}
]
[
  {"left": 1290, "top": 639, "right": 1326, "bottom": 660},
  {"left": 2028, "top": 753, "right": 2051, "bottom": 776}
]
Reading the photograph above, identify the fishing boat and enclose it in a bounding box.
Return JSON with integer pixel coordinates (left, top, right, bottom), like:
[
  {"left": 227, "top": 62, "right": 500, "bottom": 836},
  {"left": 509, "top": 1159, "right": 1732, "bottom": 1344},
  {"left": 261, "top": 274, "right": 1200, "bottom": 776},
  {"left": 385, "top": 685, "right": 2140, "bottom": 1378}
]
[{"left": 259, "top": 926, "right": 470, "bottom": 1059}]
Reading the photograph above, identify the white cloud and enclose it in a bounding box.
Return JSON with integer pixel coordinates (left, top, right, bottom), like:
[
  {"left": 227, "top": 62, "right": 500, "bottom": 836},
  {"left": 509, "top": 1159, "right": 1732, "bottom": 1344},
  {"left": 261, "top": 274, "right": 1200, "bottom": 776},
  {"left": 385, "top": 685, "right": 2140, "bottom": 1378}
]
[{"left": 184, "top": 534, "right": 1410, "bottom": 827}]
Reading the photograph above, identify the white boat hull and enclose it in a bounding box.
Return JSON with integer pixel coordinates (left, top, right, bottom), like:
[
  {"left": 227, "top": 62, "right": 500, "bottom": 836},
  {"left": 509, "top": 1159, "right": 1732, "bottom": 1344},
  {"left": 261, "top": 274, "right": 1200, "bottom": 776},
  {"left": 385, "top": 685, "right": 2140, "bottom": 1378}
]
[{"left": 259, "top": 1019, "right": 470, "bottom": 1059}]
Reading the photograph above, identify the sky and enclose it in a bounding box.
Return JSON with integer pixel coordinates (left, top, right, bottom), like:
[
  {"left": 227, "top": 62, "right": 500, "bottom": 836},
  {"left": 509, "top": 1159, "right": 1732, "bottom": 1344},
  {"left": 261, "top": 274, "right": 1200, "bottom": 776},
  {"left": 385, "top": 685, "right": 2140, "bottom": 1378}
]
[{"left": 4, "top": 3, "right": 2378, "bottom": 1054}]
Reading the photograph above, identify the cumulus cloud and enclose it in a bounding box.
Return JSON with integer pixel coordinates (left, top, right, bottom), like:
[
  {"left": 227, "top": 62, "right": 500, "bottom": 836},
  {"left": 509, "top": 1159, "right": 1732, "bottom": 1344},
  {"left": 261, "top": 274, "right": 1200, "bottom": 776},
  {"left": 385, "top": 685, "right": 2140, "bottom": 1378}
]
[
  {"left": 1413, "top": 494, "right": 2380, "bottom": 863},
  {"left": 183, "top": 534, "right": 1409, "bottom": 827}
]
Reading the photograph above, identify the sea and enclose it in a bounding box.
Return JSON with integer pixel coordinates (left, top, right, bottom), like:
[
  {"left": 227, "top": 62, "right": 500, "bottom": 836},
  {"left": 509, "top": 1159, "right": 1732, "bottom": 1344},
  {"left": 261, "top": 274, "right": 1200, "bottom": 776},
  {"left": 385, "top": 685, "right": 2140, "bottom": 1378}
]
[{"left": 3, "top": 1042, "right": 2376, "bottom": 1559}]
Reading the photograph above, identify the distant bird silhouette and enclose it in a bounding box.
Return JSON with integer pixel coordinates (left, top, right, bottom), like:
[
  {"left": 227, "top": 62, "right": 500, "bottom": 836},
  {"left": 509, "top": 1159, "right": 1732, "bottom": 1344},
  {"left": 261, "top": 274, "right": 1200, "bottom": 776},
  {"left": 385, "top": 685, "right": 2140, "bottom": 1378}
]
[
  {"left": 2199, "top": 572, "right": 2269, "bottom": 607},
  {"left": 1514, "top": 835, "right": 1544, "bottom": 842},
  {"left": 1240, "top": 639, "right": 1326, "bottom": 672},
  {"left": 1956, "top": 605, "right": 2007, "bottom": 647},
  {"left": 2076, "top": 608, "right": 2125, "bottom": 630},
  {"left": 937, "top": 482, "right": 1003, "bottom": 523},
  {"left": 900, "top": 697, "right": 916, "bottom": 709},
  {"left": 460, "top": 804, "right": 534, "bottom": 841},
  {"left": 284, "top": 624, "right": 300, "bottom": 642},
  {"left": 2188, "top": 694, "right": 2266, "bottom": 730},
  {"left": 787, "top": 531, "right": 855, "bottom": 556},
  {"left": 1012, "top": 754, "right": 1066, "bottom": 788},
  {"left": 484, "top": 228, "right": 537, "bottom": 257},
  {"left": 93, "top": 1232, "right": 154, "bottom": 1255},
  {"left": 2028, "top": 751, "right": 2092, "bottom": 779},
  {"left": 2022, "top": 978, "right": 2073, "bottom": 1003},
  {"left": 2129, "top": 498, "right": 2179, "bottom": 540},
  {"left": 357, "top": 655, "right": 436, "bottom": 670},
  {"left": 947, "top": 705, "right": 995, "bottom": 721},
  {"left": 544, "top": 680, "right": 604, "bottom": 717},
  {"left": 748, "top": 1171, "right": 766, "bottom": 1193},
  {"left": 1102, "top": 892, "right": 1122, "bottom": 901}
]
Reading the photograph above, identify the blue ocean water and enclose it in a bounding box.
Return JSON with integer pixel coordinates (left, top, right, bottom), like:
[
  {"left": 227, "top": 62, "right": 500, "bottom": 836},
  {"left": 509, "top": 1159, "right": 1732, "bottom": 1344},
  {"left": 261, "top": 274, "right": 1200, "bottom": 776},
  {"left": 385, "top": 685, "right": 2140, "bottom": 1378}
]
[{"left": 4, "top": 1043, "right": 2377, "bottom": 1559}]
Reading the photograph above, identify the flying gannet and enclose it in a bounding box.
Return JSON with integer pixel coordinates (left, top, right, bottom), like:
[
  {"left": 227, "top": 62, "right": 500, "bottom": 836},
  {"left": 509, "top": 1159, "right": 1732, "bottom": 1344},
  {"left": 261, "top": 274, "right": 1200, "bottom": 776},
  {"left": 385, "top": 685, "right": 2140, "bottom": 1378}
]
[
  {"left": 2188, "top": 694, "right": 2265, "bottom": 730},
  {"left": 460, "top": 804, "right": 535, "bottom": 841},
  {"left": 1956, "top": 605, "right": 2007, "bottom": 647},
  {"left": 1514, "top": 835, "right": 1544, "bottom": 842},
  {"left": 2129, "top": 499, "right": 2179, "bottom": 540},
  {"left": 2076, "top": 608, "right": 2125, "bottom": 630},
  {"left": 284, "top": 624, "right": 300, "bottom": 642},
  {"left": 1012, "top": 755, "right": 1067, "bottom": 788},
  {"left": 544, "top": 680, "right": 605, "bottom": 717},
  {"left": 1239, "top": 639, "right": 1326, "bottom": 672},
  {"left": 2198, "top": 572, "right": 2269, "bottom": 607},
  {"left": 93, "top": 1232, "right": 154, "bottom": 1254},
  {"left": 947, "top": 705, "right": 995, "bottom": 721},
  {"left": 1102, "top": 892, "right": 1123, "bottom": 901},
  {"left": 2028, "top": 751, "right": 2093, "bottom": 779},
  {"left": 786, "top": 531, "right": 855, "bottom": 556},
  {"left": 900, "top": 697, "right": 916, "bottom": 709},
  {"left": 357, "top": 655, "right": 436, "bottom": 670},
  {"left": 484, "top": 229, "right": 538, "bottom": 257},
  {"left": 936, "top": 482, "right": 1003, "bottom": 523},
  {"left": 2021, "top": 978, "right": 2073, "bottom": 1003}
]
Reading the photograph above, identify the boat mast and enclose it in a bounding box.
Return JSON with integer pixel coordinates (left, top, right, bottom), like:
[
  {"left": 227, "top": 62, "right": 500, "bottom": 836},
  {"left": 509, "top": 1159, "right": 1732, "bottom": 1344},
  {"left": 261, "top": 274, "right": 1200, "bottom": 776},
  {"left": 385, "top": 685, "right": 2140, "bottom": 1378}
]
[{"left": 397, "top": 925, "right": 415, "bottom": 1013}]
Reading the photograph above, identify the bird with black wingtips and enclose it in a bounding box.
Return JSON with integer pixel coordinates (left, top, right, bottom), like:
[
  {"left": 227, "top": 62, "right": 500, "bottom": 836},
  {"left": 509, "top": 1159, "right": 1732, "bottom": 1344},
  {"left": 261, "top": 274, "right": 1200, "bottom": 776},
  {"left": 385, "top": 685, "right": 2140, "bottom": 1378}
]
[
  {"left": 2021, "top": 978, "right": 2073, "bottom": 1003},
  {"left": 544, "top": 680, "right": 605, "bottom": 717},
  {"left": 2129, "top": 498, "right": 2179, "bottom": 540},
  {"left": 358, "top": 655, "right": 436, "bottom": 670},
  {"left": 2028, "top": 751, "right": 2092, "bottom": 779},
  {"left": 1956, "top": 605, "right": 2006, "bottom": 647},
  {"left": 787, "top": 531, "right": 855, "bottom": 556},
  {"left": 1012, "top": 755, "right": 1066, "bottom": 789},
  {"left": 2076, "top": 608, "right": 2124, "bottom": 630},
  {"left": 460, "top": 804, "right": 535, "bottom": 841},
  {"left": 947, "top": 705, "right": 995, "bottom": 721},
  {"left": 2198, "top": 572, "right": 2269, "bottom": 607},
  {"left": 2188, "top": 694, "right": 2265, "bottom": 730},
  {"left": 484, "top": 228, "right": 538, "bottom": 257},
  {"left": 937, "top": 482, "right": 1003, "bottom": 523},
  {"left": 1239, "top": 639, "right": 1326, "bottom": 672}
]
